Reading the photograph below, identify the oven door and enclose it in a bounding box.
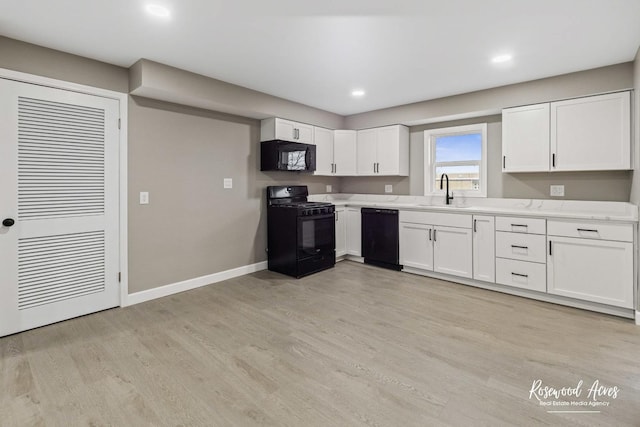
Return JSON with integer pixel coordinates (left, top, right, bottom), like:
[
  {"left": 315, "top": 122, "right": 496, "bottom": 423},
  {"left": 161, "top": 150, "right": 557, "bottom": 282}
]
[{"left": 297, "top": 213, "right": 335, "bottom": 259}]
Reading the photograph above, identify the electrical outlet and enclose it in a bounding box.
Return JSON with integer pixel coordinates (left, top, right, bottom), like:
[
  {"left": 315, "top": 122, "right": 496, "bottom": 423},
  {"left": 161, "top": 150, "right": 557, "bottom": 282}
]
[
  {"left": 326, "top": 185, "right": 332, "bottom": 193},
  {"left": 550, "top": 185, "right": 565, "bottom": 197},
  {"left": 385, "top": 184, "right": 393, "bottom": 193},
  {"left": 223, "top": 178, "right": 232, "bottom": 189},
  {"left": 139, "top": 191, "right": 149, "bottom": 204}
]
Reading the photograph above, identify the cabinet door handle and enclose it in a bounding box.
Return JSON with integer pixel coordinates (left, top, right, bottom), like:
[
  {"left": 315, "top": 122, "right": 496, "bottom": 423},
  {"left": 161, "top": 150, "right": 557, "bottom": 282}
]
[
  {"left": 511, "top": 272, "right": 528, "bottom": 278},
  {"left": 503, "top": 155, "right": 506, "bottom": 169},
  {"left": 336, "top": 211, "right": 339, "bottom": 221},
  {"left": 511, "top": 245, "right": 528, "bottom": 250},
  {"left": 577, "top": 228, "right": 598, "bottom": 233},
  {"left": 473, "top": 219, "right": 477, "bottom": 233},
  {"left": 549, "top": 240, "right": 552, "bottom": 255},
  {"left": 552, "top": 153, "right": 556, "bottom": 168},
  {"left": 429, "top": 229, "right": 432, "bottom": 241},
  {"left": 334, "top": 163, "right": 337, "bottom": 174},
  {"left": 433, "top": 229, "right": 437, "bottom": 241},
  {"left": 511, "top": 224, "right": 528, "bottom": 229}
]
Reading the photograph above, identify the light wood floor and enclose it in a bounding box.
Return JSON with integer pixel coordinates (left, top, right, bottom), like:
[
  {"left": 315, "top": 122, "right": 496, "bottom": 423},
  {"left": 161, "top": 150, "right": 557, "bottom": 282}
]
[{"left": 1, "top": 261, "right": 639, "bottom": 426}]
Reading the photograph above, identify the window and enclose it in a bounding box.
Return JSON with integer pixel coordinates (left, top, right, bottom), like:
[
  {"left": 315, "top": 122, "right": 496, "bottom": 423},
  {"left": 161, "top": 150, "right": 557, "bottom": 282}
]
[{"left": 424, "top": 123, "right": 487, "bottom": 197}]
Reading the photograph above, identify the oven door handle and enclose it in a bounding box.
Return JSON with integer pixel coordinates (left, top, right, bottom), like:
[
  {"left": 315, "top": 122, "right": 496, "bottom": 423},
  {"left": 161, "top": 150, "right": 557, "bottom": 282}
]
[{"left": 298, "top": 213, "right": 335, "bottom": 221}]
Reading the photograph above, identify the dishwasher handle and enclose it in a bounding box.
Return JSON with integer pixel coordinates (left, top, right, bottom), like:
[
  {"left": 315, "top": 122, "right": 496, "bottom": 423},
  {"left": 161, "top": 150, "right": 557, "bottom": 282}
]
[{"left": 361, "top": 208, "right": 398, "bottom": 216}]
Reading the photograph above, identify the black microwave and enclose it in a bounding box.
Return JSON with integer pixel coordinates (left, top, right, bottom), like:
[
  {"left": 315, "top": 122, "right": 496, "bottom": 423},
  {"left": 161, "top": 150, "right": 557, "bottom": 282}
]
[{"left": 260, "top": 140, "right": 316, "bottom": 172}]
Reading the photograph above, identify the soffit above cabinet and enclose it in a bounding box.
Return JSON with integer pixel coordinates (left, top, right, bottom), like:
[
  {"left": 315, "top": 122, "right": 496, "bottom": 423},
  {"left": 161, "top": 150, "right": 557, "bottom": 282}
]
[{"left": 128, "top": 59, "right": 344, "bottom": 129}]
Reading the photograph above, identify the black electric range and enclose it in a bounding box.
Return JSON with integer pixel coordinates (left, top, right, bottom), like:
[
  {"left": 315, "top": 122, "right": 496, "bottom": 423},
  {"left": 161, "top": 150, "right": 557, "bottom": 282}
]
[{"left": 266, "top": 186, "right": 335, "bottom": 278}]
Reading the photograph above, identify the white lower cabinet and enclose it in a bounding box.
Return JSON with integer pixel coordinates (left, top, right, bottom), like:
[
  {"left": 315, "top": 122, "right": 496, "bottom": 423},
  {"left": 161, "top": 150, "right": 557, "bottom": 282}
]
[
  {"left": 400, "top": 223, "right": 434, "bottom": 270},
  {"left": 399, "top": 212, "right": 472, "bottom": 279},
  {"left": 496, "top": 258, "right": 547, "bottom": 293},
  {"left": 472, "top": 215, "right": 495, "bottom": 283},
  {"left": 433, "top": 226, "right": 473, "bottom": 278},
  {"left": 335, "top": 207, "right": 346, "bottom": 257},
  {"left": 494, "top": 216, "right": 547, "bottom": 292},
  {"left": 548, "top": 235, "right": 634, "bottom": 309},
  {"left": 346, "top": 208, "right": 361, "bottom": 256}
]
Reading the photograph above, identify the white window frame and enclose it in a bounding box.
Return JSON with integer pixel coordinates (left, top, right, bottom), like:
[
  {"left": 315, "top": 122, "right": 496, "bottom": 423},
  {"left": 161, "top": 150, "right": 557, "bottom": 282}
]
[{"left": 424, "top": 123, "right": 487, "bottom": 198}]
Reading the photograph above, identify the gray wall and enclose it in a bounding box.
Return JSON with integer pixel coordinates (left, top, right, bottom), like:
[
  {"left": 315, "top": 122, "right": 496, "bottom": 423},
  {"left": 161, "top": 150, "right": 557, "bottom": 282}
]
[
  {"left": 341, "top": 64, "right": 635, "bottom": 202},
  {"left": 1, "top": 35, "right": 638, "bottom": 296},
  {"left": 344, "top": 63, "right": 633, "bottom": 129},
  {"left": 128, "top": 97, "right": 339, "bottom": 293},
  {"left": 0, "top": 37, "right": 340, "bottom": 295},
  {"left": 0, "top": 36, "right": 129, "bottom": 93},
  {"left": 341, "top": 115, "right": 632, "bottom": 201},
  {"left": 130, "top": 59, "right": 345, "bottom": 129}
]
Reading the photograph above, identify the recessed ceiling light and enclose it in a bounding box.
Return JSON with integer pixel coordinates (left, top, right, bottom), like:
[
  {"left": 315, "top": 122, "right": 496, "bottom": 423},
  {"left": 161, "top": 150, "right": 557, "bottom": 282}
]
[
  {"left": 491, "top": 54, "right": 513, "bottom": 64},
  {"left": 145, "top": 4, "right": 171, "bottom": 18},
  {"left": 351, "top": 90, "right": 365, "bottom": 97}
]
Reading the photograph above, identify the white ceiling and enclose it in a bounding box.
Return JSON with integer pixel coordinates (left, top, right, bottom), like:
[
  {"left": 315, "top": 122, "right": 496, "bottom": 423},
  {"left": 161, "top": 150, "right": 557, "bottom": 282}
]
[{"left": 2, "top": 0, "right": 640, "bottom": 115}]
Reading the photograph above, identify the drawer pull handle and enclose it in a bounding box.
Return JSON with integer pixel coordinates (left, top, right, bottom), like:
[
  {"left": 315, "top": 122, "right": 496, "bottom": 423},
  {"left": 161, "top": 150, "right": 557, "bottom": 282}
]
[
  {"left": 511, "top": 245, "right": 528, "bottom": 250},
  {"left": 577, "top": 228, "right": 598, "bottom": 233},
  {"left": 511, "top": 272, "right": 528, "bottom": 278},
  {"left": 511, "top": 224, "right": 528, "bottom": 228}
]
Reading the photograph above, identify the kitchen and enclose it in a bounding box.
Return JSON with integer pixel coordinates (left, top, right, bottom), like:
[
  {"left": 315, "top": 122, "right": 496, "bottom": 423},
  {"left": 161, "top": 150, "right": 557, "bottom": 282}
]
[{"left": 1, "top": 1, "right": 640, "bottom": 425}]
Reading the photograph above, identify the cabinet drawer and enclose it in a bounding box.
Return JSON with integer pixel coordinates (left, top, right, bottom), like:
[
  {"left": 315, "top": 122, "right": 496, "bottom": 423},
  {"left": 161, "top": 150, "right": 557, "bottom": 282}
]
[
  {"left": 495, "top": 232, "right": 546, "bottom": 263},
  {"left": 400, "top": 210, "right": 471, "bottom": 228},
  {"left": 547, "top": 220, "right": 633, "bottom": 242},
  {"left": 495, "top": 216, "right": 545, "bottom": 234},
  {"left": 496, "top": 258, "right": 546, "bottom": 293}
]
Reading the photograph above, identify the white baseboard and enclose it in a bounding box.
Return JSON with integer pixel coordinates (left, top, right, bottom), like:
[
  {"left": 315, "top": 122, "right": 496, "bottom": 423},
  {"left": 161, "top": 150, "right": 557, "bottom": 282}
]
[{"left": 124, "top": 261, "right": 268, "bottom": 306}]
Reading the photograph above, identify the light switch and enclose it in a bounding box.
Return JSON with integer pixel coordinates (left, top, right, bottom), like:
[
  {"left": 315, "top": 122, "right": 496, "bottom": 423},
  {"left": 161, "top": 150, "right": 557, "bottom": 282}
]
[
  {"left": 385, "top": 184, "right": 393, "bottom": 193},
  {"left": 139, "top": 191, "right": 149, "bottom": 204},
  {"left": 326, "top": 185, "right": 332, "bottom": 193},
  {"left": 550, "top": 185, "right": 564, "bottom": 197},
  {"left": 224, "top": 178, "right": 232, "bottom": 189}
]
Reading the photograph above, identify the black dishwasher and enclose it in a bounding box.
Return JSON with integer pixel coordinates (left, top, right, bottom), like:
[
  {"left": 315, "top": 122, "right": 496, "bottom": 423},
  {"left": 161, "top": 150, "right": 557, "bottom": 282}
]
[{"left": 361, "top": 208, "right": 401, "bottom": 271}]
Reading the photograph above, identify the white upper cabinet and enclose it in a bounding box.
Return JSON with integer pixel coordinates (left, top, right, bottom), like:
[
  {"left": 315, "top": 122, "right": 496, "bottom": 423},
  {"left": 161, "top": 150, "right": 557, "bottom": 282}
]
[
  {"left": 313, "top": 126, "right": 334, "bottom": 175},
  {"left": 261, "top": 118, "right": 314, "bottom": 144},
  {"left": 333, "top": 130, "right": 357, "bottom": 175},
  {"left": 315, "top": 129, "right": 357, "bottom": 176},
  {"left": 550, "top": 92, "right": 631, "bottom": 171},
  {"left": 502, "top": 91, "right": 631, "bottom": 173},
  {"left": 356, "top": 128, "right": 378, "bottom": 174},
  {"left": 502, "top": 103, "right": 550, "bottom": 172},
  {"left": 356, "top": 125, "right": 409, "bottom": 176}
]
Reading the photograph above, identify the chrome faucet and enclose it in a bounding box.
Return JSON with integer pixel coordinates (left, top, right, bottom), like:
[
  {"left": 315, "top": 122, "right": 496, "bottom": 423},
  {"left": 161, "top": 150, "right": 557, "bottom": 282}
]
[{"left": 440, "top": 173, "right": 454, "bottom": 205}]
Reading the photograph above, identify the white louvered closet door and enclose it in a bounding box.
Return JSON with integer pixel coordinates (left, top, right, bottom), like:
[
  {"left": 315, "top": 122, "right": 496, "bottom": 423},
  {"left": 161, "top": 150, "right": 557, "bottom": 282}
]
[{"left": 0, "top": 78, "right": 120, "bottom": 337}]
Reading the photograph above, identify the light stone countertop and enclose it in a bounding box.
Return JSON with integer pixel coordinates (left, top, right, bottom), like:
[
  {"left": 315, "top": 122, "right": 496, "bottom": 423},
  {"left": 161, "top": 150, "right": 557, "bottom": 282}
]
[{"left": 309, "top": 194, "right": 639, "bottom": 223}]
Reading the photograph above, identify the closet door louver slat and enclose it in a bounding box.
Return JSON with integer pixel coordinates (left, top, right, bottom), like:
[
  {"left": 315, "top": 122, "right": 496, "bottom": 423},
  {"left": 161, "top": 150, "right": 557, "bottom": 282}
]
[{"left": 18, "top": 97, "right": 105, "bottom": 220}]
